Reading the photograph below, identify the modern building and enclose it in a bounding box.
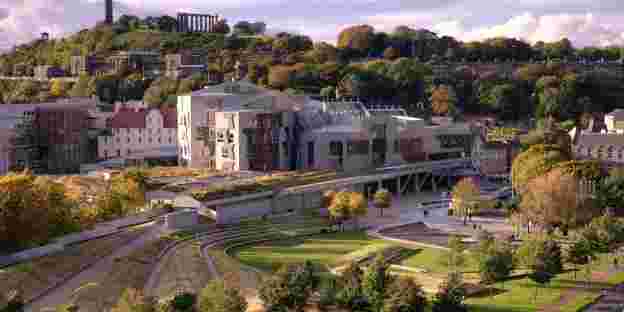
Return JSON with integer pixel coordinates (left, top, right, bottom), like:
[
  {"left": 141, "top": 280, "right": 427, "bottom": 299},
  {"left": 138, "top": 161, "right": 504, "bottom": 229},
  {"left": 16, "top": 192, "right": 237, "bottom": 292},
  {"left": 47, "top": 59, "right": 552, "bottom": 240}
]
[
  {"left": 177, "top": 80, "right": 474, "bottom": 172},
  {"left": 165, "top": 50, "right": 207, "bottom": 79},
  {"left": 98, "top": 105, "right": 177, "bottom": 165},
  {"left": 0, "top": 98, "right": 98, "bottom": 174}
]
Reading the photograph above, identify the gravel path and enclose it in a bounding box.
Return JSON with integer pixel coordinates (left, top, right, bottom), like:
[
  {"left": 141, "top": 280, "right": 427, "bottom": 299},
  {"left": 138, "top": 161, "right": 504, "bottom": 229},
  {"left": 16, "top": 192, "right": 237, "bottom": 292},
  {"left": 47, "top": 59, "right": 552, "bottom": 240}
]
[{"left": 25, "top": 224, "right": 161, "bottom": 312}]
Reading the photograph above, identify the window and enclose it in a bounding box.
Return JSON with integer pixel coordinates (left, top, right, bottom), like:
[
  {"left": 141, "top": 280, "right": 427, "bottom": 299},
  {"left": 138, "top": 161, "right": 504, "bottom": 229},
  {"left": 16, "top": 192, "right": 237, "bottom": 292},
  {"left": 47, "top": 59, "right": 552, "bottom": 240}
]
[
  {"left": 347, "top": 141, "right": 369, "bottom": 155},
  {"left": 282, "top": 142, "right": 288, "bottom": 157},
  {"left": 158, "top": 137, "right": 161, "bottom": 143},
  {"left": 138, "top": 138, "right": 142, "bottom": 143},
  {"left": 128, "top": 149, "right": 131, "bottom": 155},
  {"left": 608, "top": 146, "right": 615, "bottom": 159},
  {"left": 117, "top": 150, "right": 121, "bottom": 157},
  {"left": 104, "top": 150, "right": 108, "bottom": 158},
  {"left": 116, "top": 137, "right": 121, "bottom": 143},
  {"left": 169, "top": 137, "right": 172, "bottom": 144},
  {"left": 393, "top": 139, "right": 400, "bottom": 153},
  {"left": 329, "top": 141, "right": 343, "bottom": 156},
  {"left": 148, "top": 138, "right": 152, "bottom": 143},
  {"left": 127, "top": 137, "right": 130, "bottom": 143},
  {"left": 307, "top": 141, "right": 315, "bottom": 167}
]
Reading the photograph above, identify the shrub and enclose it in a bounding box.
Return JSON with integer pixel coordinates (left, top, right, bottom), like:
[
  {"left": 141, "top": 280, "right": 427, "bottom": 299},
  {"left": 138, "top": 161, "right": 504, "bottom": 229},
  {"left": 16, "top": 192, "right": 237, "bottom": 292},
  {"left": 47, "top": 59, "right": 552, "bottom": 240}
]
[{"left": 170, "top": 292, "right": 196, "bottom": 312}]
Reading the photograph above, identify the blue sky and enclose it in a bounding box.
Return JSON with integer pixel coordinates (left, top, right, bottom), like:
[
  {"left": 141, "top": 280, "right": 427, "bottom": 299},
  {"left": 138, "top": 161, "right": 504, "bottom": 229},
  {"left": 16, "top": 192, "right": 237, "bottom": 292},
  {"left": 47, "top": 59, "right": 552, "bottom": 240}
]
[{"left": 1, "top": 0, "right": 624, "bottom": 51}]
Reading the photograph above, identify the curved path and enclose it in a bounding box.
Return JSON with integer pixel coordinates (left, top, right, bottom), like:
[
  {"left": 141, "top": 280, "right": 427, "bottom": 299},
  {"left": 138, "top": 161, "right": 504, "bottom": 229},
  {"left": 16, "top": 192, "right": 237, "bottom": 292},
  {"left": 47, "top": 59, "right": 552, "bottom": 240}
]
[{"left": 26, "top": 223, "right": 161, "bottom": 312}]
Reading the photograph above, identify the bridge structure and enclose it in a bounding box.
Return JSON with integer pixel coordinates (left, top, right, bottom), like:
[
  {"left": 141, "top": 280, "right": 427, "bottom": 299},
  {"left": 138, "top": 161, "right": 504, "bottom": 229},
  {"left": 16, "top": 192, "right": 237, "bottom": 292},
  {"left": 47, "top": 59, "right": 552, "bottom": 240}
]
[{"left": 277, "top": 158, "right": 477, "bottom": 199}]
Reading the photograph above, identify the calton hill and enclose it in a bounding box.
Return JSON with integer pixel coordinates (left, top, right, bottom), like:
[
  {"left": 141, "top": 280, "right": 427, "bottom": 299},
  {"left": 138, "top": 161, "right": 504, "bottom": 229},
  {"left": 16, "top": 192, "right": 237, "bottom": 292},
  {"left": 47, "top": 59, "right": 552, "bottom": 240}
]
[{"left": 3, "top": 16, "right": 624, "bottom": 312}]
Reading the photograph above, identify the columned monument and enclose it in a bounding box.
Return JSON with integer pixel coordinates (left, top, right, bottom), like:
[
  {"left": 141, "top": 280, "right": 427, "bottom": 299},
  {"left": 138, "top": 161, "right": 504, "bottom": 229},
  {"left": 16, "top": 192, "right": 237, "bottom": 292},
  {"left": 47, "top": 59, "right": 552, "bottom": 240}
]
[{"left": 177, "top": 13, "right": 219, "bottom": 33}]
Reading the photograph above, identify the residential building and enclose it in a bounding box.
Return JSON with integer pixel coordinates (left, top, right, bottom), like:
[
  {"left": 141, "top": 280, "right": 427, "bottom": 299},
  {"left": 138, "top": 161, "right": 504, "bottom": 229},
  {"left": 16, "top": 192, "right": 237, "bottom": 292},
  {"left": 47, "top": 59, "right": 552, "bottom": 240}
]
[
  {"left": 165, "top": 50, "right": 207, "bottom": 79},
  {"left": 177, "top": 80, "right": 474, "bottom": 172},
  {"left": 471, "top": 130, "right": 521, "bottom": 178},
  {"left": 98, "top": 106, "right": 177, "bottom": 164},
  {"left": 108, "top": 50, "right": 161, "bottom": 79},
  {"left": 34, "top": 66, "right": 65, "bottom": 80},
  {"left": 70, "top": 55, "right": 110, "bottom": 76},
  {"left": 573, "top": 133, "right": 624, "bottom": 166}
]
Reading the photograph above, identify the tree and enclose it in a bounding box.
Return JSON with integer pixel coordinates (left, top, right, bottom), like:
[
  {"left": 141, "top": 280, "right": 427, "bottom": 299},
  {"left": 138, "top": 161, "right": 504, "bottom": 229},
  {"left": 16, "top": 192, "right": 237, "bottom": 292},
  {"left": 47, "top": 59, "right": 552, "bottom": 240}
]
[
  {"left": 199, "top": 280, "right": 247, "bottom": 312},
  {"left": 520, "top": 168, "right": 582, "bottom": 231},
  {"left": 306, "top": 43, "right": 338, "bottom": 64},
  {"left": 337, "top": 261, "right": 369, "bottom": 312},
  {"left": 479, "top": 241, "right": 514, "bottom": 288},
  {"left": 337, "top": 25, "right": 375, "bottom": 53},
  {"left": 511, "top": 144, "right": 568, "bottom": 196},
  {"left": 158, "top": 15, "right": 177, "bottom": 32},
  {"left": 373, "top": 188, "right": 392, "bottom": 217},
  {"left": 70, "top": 74, "right": 92, "bottom": 97},
  {"left": 430, "top": 85, "right": 457, "bottom": 116},
  {"left": 443, "top": 235, "right": 466, "bottom": 273},
  {"left": 566, "top": 238, "right": 592, "bottom": 280},
  {"left": 349, "top": 192, "right": 368, "bottom": 229},
  {"left": 259, "top": 261, "right": 319, "bottom": 312},
  {"left": 268, "top": 65, "right": 294, "bottom": 90},
  {"left": 111, "top": 288, "right": 157, "bottom": 312},
  {"left": 519, "top": 236, "right": 562, "bottom": 300},
  {"left": 383, "top": 277, "right": 427, "bottom": 312},
  {"left": 363, "top": 254, "right": 394, "bottom": 312},
  {"left": 320, "top": 86, "right": 336, "bottom": 99},
  {"left": 383, "top": 47, "right": 400, "bottom": 60},
  {"left": 431, "top": 272, "right": 467, "bottom": 312},
  {"left": 451, "top": 177, "right": 480, "bottom": 225},
  {"left": 50, "top": 79, "right": 69, "bottom": 98},
  {"left": 596, "top": 172, "right": 624, "bottom": 213},
  {"left": 213, "top": 19, "right": 230, "bottom": 34}
]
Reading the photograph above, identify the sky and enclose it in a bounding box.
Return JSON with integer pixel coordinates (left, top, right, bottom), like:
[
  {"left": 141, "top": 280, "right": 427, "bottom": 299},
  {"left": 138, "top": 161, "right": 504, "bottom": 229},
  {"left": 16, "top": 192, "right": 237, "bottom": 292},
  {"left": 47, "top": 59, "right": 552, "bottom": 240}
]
[{"left": 2, "top": 0, "right": 624, "bottom": 51}]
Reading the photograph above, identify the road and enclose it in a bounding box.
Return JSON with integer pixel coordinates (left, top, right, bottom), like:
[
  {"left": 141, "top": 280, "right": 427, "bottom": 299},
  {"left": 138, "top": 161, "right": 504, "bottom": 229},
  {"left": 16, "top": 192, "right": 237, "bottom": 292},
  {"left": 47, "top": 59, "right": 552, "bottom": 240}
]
[{"left": 26, "top": 223, "right": 162, "bottom": 312}]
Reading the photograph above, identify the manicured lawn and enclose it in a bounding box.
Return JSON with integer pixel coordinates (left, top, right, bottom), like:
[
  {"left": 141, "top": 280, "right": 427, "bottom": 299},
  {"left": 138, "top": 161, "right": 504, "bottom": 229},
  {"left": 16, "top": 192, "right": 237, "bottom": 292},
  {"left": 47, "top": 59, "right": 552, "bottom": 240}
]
[
  {"left": 466, "top": 253, "right": 624, "bottom": 312},
  {"left": 232, "top": 231, "right": 392, "bottom": 272},
  {"left": 400, "top": 247, "right": 479, "bottom": 274}
]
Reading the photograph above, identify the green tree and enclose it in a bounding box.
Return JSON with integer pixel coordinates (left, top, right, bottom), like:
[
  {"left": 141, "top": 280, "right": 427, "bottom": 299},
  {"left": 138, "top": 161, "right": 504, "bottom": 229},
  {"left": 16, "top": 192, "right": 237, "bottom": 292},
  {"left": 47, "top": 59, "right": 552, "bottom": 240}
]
[
  {"left": 363, "top": 254, "right": 394, "bottom": 312},
  {"left": 566, "top": 238, "right": 592, "bottom": 280},
  {"left": 259, "top": 261, "right": 319, "bottom": 312},
  {"left": 479, "top": 241, "right": 514, "bottom": 288},
  {"left": 431, "top": 272, "right": 467, "bottom": 312},
  {"left": 373, "top": 188, "right": 392, "bottom": 217},
  {"left": 383, "top": 277, "right": 427, "bottom": 312},
  {"left": 336, "top": 261, "right": 366, "bottom": 310},
  {"left": 442, "top": 235, "right": 466, "bottom": 273},
  {"left": 199, "top": 280, "right": 247, "bottom": 312},
  {"left": 320, "top": 86, "right": 336, "bottom": 99}
]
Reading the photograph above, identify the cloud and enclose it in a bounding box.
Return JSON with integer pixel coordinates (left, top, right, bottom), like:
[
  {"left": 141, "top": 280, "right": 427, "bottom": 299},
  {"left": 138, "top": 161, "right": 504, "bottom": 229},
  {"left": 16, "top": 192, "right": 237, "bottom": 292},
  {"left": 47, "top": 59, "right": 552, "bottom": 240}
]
[{"left": 362, "top": 11, "right": 624, "bottom": 47}]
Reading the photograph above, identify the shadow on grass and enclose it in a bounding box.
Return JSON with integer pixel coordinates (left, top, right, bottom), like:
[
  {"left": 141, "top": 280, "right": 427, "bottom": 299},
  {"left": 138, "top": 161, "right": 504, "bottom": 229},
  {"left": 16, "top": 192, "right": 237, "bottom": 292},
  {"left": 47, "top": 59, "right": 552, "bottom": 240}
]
[
  {"left": 467, "top": 303, "right": 530, "bottom": 312},
  {"left": 468, "top": 287, "right": 508, "bottom": 298}
]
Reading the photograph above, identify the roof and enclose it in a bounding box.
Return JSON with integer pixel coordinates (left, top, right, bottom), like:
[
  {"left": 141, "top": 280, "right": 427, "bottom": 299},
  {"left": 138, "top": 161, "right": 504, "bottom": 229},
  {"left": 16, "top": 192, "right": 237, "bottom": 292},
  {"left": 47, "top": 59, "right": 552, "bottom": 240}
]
[
  {"left": 607, "top": 109, "right": 624, "bottom": 120},
  {"left": 575, "top": 133, "right": 624, "bottom": 148},
  {"left": 161, "top": 108, "right": 177, "bottom": 129}
]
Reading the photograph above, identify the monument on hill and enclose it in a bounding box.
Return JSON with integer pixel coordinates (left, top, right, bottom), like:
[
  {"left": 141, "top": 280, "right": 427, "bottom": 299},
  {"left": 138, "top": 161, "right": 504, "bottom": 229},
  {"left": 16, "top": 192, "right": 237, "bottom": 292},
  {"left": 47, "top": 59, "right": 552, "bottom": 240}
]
[{"left": 105, "top": 0, "right": 113, "bottom": 24}]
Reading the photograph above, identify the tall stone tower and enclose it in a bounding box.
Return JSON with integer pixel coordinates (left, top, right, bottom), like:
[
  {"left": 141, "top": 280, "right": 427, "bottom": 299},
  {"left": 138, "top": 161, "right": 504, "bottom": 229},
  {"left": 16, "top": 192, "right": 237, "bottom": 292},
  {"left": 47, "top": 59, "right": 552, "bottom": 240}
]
[{"left": 105, "top": 0, "right": 113, "bottom": 24}]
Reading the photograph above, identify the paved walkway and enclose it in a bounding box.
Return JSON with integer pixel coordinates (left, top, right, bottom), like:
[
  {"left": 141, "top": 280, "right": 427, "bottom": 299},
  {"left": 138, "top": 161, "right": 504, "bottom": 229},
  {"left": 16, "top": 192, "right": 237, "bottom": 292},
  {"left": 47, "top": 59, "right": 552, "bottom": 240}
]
[{"left": 25, "top": 224, "right": 162, "bottom": 312}]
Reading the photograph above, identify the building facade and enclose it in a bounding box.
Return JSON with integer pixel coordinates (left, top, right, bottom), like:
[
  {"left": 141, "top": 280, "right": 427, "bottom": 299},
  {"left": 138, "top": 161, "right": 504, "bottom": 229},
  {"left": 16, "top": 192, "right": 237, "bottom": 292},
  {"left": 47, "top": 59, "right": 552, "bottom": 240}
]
[
  {"left": 108, "top": 50, "right": 161, "bottom": 79},
  {"left": 165, "top": 50, "right": 207, "bottom": 79},
  {"left": 0, "top": 99, "right": 98, "bottom": 174},
  {"left": 178, "top": 80, "right": 474, "bottom": 172},
  {"left": 98, "top": 106, "right": 177, "bottom": 164}
]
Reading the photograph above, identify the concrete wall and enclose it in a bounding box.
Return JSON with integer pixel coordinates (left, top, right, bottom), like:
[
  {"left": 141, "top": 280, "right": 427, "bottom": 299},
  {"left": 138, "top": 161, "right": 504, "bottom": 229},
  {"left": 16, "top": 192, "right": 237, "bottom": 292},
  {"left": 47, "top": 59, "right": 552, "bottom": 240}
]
[
  {"left": 165, "top": 210, "right": 199, "bottom": 229},
  {"left": 216, "top": 198, "right": 272, "bottom": 224}
]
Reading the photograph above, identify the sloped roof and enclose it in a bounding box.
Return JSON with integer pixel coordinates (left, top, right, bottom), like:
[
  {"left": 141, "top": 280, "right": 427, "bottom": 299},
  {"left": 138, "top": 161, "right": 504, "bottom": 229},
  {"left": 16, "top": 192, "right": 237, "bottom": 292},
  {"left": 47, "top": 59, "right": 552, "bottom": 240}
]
[
  {"left": 161, "top": 108, "right": 177, "bottom": 129},
  {"left": 109, "top": 110, "right": 147, "bottom": 128}
]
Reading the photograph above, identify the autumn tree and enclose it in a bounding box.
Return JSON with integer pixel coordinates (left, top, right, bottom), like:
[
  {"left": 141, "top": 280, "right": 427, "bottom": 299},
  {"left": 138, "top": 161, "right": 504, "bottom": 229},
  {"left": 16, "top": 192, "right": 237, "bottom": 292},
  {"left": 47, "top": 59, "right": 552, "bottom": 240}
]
[
  {"left": 268, "top": 65, "right": 294, "bottom": 90},
  {"left": 383, "top": 47, "right": 400, "bottom": 60},
  {"left": 383, "top": 277, "right": 427, "bottom": 312},
  {"left": 199, "top": 280, "right": 247, "bottom": 312},
  {"left": 451, "top": 177, "right": 480, "bottom": 225},
  {"left": 519, "top": 168, "right": 581, "bottom": 231},
  {"left": 349, "top": 192, "right": 369, "bottom": 229},
  {"left": 511, "top": 144, "right": 568, "bottom": 195},
  {"left": 430, "top": 85, "right": 457, "bottom": 116},
  {"left": 259, "top": 261, "right": 319, "bottom": 312},
  {"left": 337, "top": 25, "right": 375, "bottom": 54},
  {"left": 373, "top": 188, "right": 392, "bottom": 217},
  {"left": 50, "top": 79, "right": 70, "bottom": 98}
]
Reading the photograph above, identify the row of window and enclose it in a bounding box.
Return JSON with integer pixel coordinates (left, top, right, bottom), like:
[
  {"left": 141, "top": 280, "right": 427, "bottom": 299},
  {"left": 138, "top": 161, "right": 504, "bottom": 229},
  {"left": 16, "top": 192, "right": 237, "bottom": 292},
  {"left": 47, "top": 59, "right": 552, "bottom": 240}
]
[
  {"left": 102, "top": 136, "right": 174, "bottom": 144},
  {"left": 576, "top": 146, "right": 624, "bottom": 161},
  {"left": 113, "top": 128, "right": 172, "bottom": 134},
  {"left": 329, "top": 140, "right": 402, "bottom": 157}
]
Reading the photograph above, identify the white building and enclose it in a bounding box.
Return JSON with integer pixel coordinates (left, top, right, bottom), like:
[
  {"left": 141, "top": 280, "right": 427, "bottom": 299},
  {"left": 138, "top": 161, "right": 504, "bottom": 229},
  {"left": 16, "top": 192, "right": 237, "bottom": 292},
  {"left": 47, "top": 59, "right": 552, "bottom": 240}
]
[{"left": 98, "top": 107, "right": 178, "bottom": 163}]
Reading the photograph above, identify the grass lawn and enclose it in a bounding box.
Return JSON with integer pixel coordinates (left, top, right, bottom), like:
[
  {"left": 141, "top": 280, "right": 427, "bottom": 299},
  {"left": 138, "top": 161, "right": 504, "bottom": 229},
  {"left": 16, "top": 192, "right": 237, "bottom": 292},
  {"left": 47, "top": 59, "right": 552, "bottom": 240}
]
[
  {"left": 466, "top": 253, "right": 624, "bottom": 312},
  {"left": 232, "top": 231, "right": 392, "bottom": 272},
  {"left": 400, "top": 247, "right": 479, "bottom": 275}
]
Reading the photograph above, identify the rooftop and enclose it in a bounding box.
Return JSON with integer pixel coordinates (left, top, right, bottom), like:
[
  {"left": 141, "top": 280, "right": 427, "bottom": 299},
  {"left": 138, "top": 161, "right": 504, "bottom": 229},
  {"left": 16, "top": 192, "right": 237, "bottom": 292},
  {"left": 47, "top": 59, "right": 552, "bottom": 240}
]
[{"left": 576, "top": 133, "right": 624, "bottom": 147}]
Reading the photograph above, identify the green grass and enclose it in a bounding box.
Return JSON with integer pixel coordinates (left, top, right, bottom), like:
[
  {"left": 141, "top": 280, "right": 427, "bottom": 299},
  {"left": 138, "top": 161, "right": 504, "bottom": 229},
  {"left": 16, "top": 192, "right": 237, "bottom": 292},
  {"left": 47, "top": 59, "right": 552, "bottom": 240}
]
[
  {"left": 231, "top": 231, "right": 392, "bottom": 272},
  {"left": 466, "top": 253, "right": 624, "bottom": 312},
  {"left": 400, "top": 248, "right": 479, "bottom": 274}
]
